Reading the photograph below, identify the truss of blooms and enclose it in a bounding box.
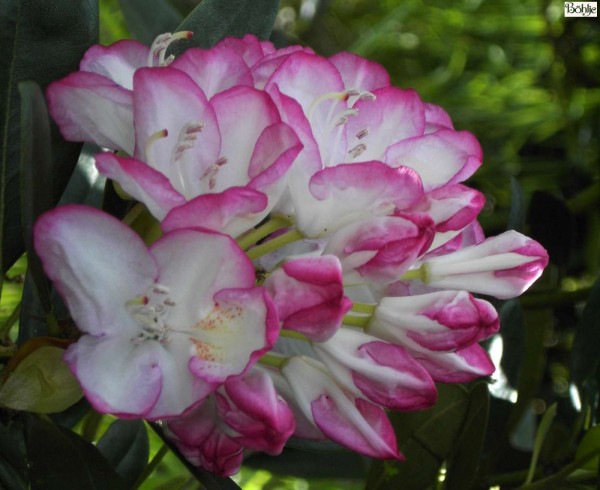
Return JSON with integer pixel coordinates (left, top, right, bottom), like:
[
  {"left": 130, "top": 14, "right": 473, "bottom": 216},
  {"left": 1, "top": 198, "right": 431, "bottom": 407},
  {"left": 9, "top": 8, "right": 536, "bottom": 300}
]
[{"left": 36, "top": 32, "right": 549, "bottom": 476}]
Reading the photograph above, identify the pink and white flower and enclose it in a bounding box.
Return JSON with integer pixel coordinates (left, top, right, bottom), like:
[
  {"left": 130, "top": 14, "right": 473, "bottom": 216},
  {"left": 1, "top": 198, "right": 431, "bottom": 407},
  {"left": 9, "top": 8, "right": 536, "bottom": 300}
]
[{"left": 33, "top": 205, "right": 278, "bottom": 419}]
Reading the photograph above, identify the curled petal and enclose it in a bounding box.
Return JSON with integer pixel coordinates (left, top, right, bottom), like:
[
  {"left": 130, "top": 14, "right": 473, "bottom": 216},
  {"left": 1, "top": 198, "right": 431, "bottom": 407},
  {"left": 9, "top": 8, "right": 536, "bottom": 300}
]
[
  {"left": 385, "top": 129, "right": 483, "bottom": 191},
  {"left": 161, "top": 187, "right": 269, "bottom": 237},
  {"left": 46, "top": 72, "right": 134, "bottom": 154},
  {"left": 80, "top": 40, "right": 149, "bottom": 89},
  {"left": 95, "top": 152, "right": 185, "bottom": 220}
]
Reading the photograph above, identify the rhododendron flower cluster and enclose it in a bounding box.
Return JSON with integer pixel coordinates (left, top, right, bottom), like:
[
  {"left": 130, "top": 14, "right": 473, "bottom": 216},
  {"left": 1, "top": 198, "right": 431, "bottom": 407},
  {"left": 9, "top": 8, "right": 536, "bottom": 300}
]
[{"left": 35, "top": 32, "right": 549, "bottom": 476}]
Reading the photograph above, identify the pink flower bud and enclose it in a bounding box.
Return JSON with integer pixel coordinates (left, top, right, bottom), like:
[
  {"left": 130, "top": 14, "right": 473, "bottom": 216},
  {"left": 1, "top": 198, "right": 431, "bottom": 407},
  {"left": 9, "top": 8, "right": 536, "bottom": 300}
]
[
  {"left": 420, "top": 231, "right": 549, "bottom": 299},
  {"left": 265, "top": 255, "right": 352, "bottom": 341},
  {"left": 313, "top": 328, "right": 437, "bottom": 410},
  {"left": 281, "top": 356, "right": 403, "bottom": 460}
]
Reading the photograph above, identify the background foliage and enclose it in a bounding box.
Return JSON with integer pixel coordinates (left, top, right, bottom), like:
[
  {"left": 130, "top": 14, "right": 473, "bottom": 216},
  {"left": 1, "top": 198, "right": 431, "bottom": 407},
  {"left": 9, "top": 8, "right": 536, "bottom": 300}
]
[{"left": 1, "top": 0, "right": 599, "bottom": 488}]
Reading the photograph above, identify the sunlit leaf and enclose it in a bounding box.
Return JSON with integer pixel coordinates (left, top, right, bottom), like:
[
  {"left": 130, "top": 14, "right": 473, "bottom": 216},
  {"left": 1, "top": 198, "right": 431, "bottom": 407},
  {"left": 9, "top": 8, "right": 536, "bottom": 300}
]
[{"left": 0, "top": 339, "right": 81, "bottom": 413}]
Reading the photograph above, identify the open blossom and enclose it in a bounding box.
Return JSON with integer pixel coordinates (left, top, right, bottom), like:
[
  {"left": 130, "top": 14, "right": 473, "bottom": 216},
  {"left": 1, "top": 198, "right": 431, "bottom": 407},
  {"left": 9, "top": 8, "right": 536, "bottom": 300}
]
[{"left": 33, "top": 205, "right": 278, "bottom": 419}]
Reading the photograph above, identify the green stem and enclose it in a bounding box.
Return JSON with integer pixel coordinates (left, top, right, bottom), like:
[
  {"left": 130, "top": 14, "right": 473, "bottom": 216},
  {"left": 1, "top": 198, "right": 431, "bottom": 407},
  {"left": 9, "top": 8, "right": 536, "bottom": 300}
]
[
  {"left": 236, "top": 216, "right": 292, "bottom": 250},
  {"left": 0, "top": 300, "right": 21, "bottom": 340},
  {"left": 81, "top": 411, "right": 104, "bottom": 443},
  {"left": 258, "top": 353, "right": 288, "bottom": 370},
  {"left": 351, "top": 303, "right": 376, "bottom": 315},
  {"left": 343, "top": 314, "right": 371, "bottom": 328},
  {"left": 133, "top": 442, "right": 169, "bottom": 489},
  {"left": 520, "top": 287, "right": 592, "bottom": 309},
  {"left": 517, "top": 448, "right": 600, "bottom": 489},
  {"left": 280, "top": 329, "right": 310, "bottom": 342},
  {"left": 400, "top": 266, "right": 427, "bottom": 282},
  {"left": 245, "top": 229, "right": 304, "bottom": 261},
  {"left": 567, "top": 181, "right": 600, "bottom": 214}
]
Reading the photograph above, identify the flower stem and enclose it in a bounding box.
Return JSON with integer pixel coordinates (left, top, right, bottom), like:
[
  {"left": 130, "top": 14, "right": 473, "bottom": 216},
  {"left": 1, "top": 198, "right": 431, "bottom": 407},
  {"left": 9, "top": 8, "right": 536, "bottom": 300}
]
[
  {"left": 237, "top": 216, "right": 292, "bottom": 250},
  {"left": 0, "top": 301, "right": 21, "bottom": 341},
  {"left": 400, "top": 266, "right": 427, "bottom": 282},
  {"left": 133, "top": 442, "right": 169, "bottom": 489},
  {"left": 280, "top": 329, "right": 310, "bottom": 342},
  {"left": 343, "top": 314, "right": 371, "bottom": 328},
  {"left": 246, "top": 229, "right": 304, "bottom": 261},
  {"left": 351, "top": 302, "right": 376, "bottom": 315},
  {"left": 258, "top": 353, "right": 288, "bottom": 369}
]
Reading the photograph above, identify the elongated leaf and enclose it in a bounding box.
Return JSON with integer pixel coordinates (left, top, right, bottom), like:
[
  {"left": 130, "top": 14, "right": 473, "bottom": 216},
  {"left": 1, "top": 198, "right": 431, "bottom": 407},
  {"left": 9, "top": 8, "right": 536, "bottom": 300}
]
[
  {"left": 0, "top": 422, "right": 28, "bottom": 490},
  {"left": 170, "top": 0, "right": 280, "bottom": 54},
  {"left": 0, "top": 0, "right": 98, "bottom": 277},
  {"left": 118, "top": 0, "right": 183, "bottom": 46},
  {"left": 445, "top": 383, "right": 490, "bottom": 490},
  {"left": 25, "top": 414, "right": 126, "bottom": 490},
  {"left": 19, "top": 81, "right": 53, "bottom": 313},
  {"left": 571, "top": 276, "right": 600, "bottom": 393},
  {"left": 96, "top": 420, "right": 149, "bottom": 487},
  {"left": 507, "top": 177, "right": 525, "bottom": 232}
]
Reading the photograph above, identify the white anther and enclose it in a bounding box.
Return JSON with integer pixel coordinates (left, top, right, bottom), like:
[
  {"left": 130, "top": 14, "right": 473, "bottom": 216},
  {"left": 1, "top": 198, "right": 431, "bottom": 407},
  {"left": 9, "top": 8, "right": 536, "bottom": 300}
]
[
  {"left": 153, "top": 285, "right": 170, "bottom": 295},
  {"left": 348, "top": 143, "right": 367, "bottom": 158},
  {"left": 335, "top": 108, "right": 359, "bottom": 126},
  {"left": 147, "top": 31, "right": 193, "bottom": 66},
  {"left": 358, "top": 91, "right": 376, "bottom": 101}
]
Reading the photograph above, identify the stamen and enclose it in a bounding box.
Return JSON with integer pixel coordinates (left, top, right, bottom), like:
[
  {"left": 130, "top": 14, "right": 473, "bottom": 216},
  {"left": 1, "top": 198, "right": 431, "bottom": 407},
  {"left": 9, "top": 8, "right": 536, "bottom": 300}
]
[
  {"left": 200, "top": 157, "right": 228, "bottom": 191},
  {"left": 126, "top": 283, "right": 175, "bottom": 345},
  {"left": 348, "top": 143, "right": 367, "bottom": 158},
  {"left": 147, "top": 31, "right": 193, "bottom": 66},
  {"left": 334, "top": 108, "right": 359, "bottom": 127},
  {"left": 358, "top": 91, "right": 376, "bottom": 101},
  {"left": 356, "top": 128, "right": 369, "bottom": 139},
  {"left": 172, "top": 121, "right": 205, "bottom": 162},
  {"left": 307, "top": 91, "right": 350, "bottom": 121},
  {"left": 144, "top": 129, "right": 169, "bottom": 167}
]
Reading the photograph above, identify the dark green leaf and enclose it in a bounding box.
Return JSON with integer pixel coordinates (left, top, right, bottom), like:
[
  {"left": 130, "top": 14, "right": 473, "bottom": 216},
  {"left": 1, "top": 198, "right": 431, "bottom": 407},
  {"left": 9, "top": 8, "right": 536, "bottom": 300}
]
[
  {"left": 367, "top": 384, "right": 471, "bottom": 490},
  {"left": 0, "top": 422, "right": 28, "bottom": 490},
  {"left": 96, "top": 419, "right": 149, "bottom": 487},
  {"left": 169, "top": 0, "right": 280, "bottom": 55},
  {"left": 25, "top": 414, "right": 126, "bottom": 490},
  {"left": 527, "top": 191, "right": 574, "bottom": 267},
  {"left": 499, "top": 299, "right": 525, "bottom": 388},
  {"left": 570, "top": 276, "right": 600, "bottom": 392},
  {"left": 118, "top": 0, "right": 183, "bottom": 46},
  {"left": 19, "top": 81, "right": 53, "bottom": 314},
  {"left": 0, "top": 0, "right": 98, "bottom": 276},
  {"left": 445, "top": 383, "right": 490, "bottom": 490},
  {"left": 507, "top": 177, "right": 525, "bottom": 232}
]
